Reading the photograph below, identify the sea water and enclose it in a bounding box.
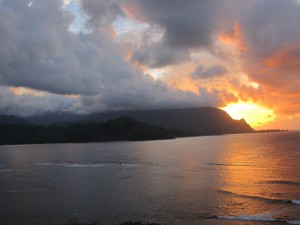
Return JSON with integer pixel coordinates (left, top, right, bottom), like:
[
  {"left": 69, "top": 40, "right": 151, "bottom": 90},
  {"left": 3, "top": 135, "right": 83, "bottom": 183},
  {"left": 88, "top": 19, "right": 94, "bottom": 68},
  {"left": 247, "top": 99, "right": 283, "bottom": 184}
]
[{"left": 0, "top": 131, "right": 299, "bottom": 225}]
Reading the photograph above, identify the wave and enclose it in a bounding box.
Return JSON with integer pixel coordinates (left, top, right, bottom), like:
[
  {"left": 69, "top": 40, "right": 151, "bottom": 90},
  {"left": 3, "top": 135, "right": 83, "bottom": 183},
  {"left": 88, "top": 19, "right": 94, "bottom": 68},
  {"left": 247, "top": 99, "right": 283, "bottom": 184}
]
[
  {"left": 3, "top": 190, "right": 19, "bottom": 194},
  {"left": 118, "top": 163, "right": 139, "bottom": 167},
  {"left": 37, "top": 162, "right": 105, "bottom": 167},
  {"left": 217, "top": 212, "right": 300, "bottom": 224},
  {"left": 38, "top": 162, "right": 109, "bottom": 167},
  {"left": 208, "top": 162, "right": 253, "bottom": 167},
  {"left": 218, "top": 189, "right": 300, "bottom": 205},
  {"left": 1, "top": 188, "right": 46, "bottom": 195},
  {"left": 217, "top": 212, "right": 276, "bottom": 222},
  {"left": 37, "top": 162, "right": 139, "bottom": 168},
  {"left": 291, "top": 200, "right": 300, "bottom": 204},
  {"left": 261, "top": 180, "right": 300, "bottom": 186},
  {"left": 0, "top": 169, "right": 13, "bottom": 173},
  {"left": 287, "top": 221, "right": 300, "bottom": 224}
]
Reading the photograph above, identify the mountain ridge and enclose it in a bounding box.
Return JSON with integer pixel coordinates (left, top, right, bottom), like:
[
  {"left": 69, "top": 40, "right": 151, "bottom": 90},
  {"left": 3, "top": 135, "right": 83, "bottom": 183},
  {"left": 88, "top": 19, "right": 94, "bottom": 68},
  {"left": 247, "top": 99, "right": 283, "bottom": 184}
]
[
  {"left": 0, "top": 107, "right": 255, "bottom": 146},
  {"left": 0, "top": 116, "right": 183, "bottom": 145},
  {"left": 0, "top": 114, "right": 30, "bottom": 125},
  {"left": 80, "top": 107, "right": 254, "bottom": 135},
  {"left": 25, "top": 107, "right": 254, "bottom": 135}
]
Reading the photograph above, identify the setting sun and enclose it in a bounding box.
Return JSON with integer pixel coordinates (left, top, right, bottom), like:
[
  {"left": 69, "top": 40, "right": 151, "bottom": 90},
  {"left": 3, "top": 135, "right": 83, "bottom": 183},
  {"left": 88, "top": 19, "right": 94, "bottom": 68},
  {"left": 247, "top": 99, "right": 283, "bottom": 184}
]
[{"left": 222, "top": 102, "right": 276, "bottom": 128}]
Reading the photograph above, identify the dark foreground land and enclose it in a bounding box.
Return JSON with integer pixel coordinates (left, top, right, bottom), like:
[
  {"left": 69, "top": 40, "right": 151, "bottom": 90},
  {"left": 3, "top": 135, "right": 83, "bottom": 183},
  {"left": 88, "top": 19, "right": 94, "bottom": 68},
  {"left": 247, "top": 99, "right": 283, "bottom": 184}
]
[
  {"left": 49, "top": 221, "right": 165, "bottom": 225},
  {"left": 0, "top": 117, "right": 183, "bottom": 145}
]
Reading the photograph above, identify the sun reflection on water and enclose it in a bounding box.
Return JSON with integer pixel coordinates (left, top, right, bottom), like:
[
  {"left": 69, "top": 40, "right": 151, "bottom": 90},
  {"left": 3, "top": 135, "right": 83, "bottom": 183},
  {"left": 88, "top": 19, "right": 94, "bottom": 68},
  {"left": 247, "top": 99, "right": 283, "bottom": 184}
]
[{"left": 216, "top": 133, "right": 299, "bottom": 220}]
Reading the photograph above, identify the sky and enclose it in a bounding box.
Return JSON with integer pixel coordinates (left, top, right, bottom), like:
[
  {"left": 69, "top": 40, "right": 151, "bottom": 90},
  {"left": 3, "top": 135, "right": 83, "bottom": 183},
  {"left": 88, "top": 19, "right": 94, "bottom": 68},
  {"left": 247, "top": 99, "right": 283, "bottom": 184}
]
[{"left": 0, "top": 0, "right": 299, "bottom": 129}]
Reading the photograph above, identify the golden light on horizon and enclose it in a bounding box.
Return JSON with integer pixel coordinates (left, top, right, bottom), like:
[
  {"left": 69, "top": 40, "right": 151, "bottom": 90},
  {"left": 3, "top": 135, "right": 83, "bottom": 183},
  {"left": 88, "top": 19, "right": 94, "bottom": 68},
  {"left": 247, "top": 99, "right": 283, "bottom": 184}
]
[{"left": 222, "top": 102, "right": 276, "bottom": 128}]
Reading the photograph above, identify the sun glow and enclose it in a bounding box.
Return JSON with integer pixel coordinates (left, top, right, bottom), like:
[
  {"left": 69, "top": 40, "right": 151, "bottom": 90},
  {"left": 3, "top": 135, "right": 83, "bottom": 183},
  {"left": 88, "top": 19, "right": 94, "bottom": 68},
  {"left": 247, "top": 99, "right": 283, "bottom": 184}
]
[{"left": 222, "top": 102, "right": 276, "bottom": 128}]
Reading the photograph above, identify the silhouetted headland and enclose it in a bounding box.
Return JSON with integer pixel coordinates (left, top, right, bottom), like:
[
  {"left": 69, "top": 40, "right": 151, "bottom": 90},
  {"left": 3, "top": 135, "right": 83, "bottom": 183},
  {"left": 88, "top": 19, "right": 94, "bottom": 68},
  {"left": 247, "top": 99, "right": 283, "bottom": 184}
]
[
  {"left": 0, "top": 107, "right": 255, "bottom": 145},
  {"left": 255, "top": 129, "right": 288, "bottom": 133}
]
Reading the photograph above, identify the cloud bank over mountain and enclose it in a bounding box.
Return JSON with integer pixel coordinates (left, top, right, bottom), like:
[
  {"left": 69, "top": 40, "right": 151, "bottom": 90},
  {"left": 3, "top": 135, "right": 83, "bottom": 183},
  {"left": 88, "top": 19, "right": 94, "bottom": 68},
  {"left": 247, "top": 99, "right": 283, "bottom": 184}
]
[{"left": 0, "top": 0, "right": 223, "bottom": 116}]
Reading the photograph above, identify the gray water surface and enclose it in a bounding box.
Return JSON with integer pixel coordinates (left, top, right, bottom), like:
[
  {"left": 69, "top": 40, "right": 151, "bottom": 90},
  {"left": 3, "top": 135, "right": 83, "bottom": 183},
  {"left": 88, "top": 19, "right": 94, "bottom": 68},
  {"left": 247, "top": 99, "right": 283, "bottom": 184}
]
[{"left": 0, "top": 132, "right": 299, "bottom": 225}]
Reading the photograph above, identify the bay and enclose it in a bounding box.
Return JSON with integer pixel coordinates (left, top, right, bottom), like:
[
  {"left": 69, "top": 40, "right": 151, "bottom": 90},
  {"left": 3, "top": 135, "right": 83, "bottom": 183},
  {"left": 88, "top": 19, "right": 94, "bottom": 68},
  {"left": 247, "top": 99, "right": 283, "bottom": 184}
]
[{"left": 0, "top": 131, "right": 299, "bottom": 225}]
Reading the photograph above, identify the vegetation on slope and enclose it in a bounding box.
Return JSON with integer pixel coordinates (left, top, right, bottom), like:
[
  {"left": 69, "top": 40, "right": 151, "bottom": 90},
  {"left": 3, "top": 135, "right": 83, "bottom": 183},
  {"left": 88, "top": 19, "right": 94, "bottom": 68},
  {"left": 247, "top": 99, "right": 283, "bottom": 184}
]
[
  {"left": 0, "top": 116, "right": 183, "bottom": 145},
  {"left": 48, "top": 219, "right": 165, "bottom": 225}
]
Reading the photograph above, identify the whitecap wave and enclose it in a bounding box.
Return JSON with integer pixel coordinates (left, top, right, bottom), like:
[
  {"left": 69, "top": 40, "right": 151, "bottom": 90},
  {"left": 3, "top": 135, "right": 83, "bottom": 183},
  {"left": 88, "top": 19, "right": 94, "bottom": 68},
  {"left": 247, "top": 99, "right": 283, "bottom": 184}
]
[
  {"left": 0, "top": 169, "right": 13, "bottom": 173},
  {"left": 262, "top": 180, "right": 300, "bottom": 186},
  {"left": 217, "top": 212, "right": 276, "bottom": 222},
  {"left": 208, "top": 162, "right": 253, "bottom": 167},
  {"left": 37, "top": 162, "right": 106, "bottom": 167},
  {"left": 118, "top": 163, "right": 139, "bottom": 167},
  {"left": 218, "top": 189, "right": 299, "bottom": 205},
  {"left": 217, "top": 211, "right": 300, "bottom": 224},
  {"left": 291, "top": 200, "right": 300, "bottom": 204},
  {"left": 287, "top": 221, "right": 300, "bottom": 224},
  {"left": 37, "top": 163, "right": 55, "bottom": 166},
  {"left": 37, "top": 162, "right": 140, "bottom": 168},
  {"left": 2, "top": 188, "right": 45, "bottom": 195},
  {"left": 4, "top": 190, "right": 19, "bottom": 194},
  {"left": 64, "top": 163, "right": 106, "bottom": 168}
]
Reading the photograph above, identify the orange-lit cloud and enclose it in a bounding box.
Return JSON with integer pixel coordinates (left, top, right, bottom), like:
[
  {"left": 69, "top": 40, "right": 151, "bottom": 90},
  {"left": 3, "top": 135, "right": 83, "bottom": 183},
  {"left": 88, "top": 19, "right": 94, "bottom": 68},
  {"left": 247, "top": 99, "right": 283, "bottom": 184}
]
[
  {"left": 218, "top": 22, "right": 247, "bottom": 52},
  {"left": 266, "top": 46, "right": 300, "bottom": 68},
  {"left": 121, "top": 3, "right": 145, "bottom": 22},
  {"left": 11, "top": 87, "right": 48, "bottom": 97}
]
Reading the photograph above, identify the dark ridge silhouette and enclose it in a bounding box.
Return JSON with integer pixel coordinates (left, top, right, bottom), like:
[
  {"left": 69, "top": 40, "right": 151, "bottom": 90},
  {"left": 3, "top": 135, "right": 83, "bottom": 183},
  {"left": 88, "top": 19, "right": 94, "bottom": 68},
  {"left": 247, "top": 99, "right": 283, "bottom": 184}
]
[
  {"left": 0, "top": 107, "right": 255, "bottom": 146},
  {"left": 81, "top": 107, "right": 254, "bottom": 135},
  {"left": 26, "top": 112, "right": 83, "bottom": 125},
  {"left": 256, "top": 129, "right": 288, "bottom": 133},
  {"left": 0, "top": 114, "right": 30, "bottom": 125},
  {"left": 25, "top": 107, "right": 254, "bottom": 135},
  {"left": 0, "top": 117, "right": 183, "bottom": 145}
]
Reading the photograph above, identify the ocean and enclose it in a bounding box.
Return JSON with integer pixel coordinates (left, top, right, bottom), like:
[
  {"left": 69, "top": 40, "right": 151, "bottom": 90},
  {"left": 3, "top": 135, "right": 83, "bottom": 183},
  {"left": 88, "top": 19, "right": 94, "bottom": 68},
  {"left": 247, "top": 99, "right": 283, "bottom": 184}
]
[{"left": 0, "top": 131, "right": 299, "bottom": 225}]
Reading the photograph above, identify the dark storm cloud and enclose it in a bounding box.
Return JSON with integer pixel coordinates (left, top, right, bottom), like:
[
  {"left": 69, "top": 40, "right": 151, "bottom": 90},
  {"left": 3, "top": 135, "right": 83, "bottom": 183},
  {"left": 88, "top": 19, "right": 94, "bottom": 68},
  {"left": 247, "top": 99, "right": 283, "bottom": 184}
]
[
  {"left": 128, "top": 0, "right": 230, "bottom": 67},
  {"left": 238, "top": 0, "right": 300, "bottom": 60},
  {"left": 0, "top": 0, "right": 222, "bottom": 115},
  {"left": 1, "top": 0, "right": 299, "bottom": 117},
  {"left": 236, "top": 0, "right": 300, "bottom": 114},
  {"left": 129, "top": 0, "right": 221, "bottom": 48},
  {"left": 191, "top": 64, "right": 227, "bottom": 80},
  {"left": 0, "top": 0, "right": 143, "bottom": 97},
  {"left": 0, "top": 0, "right": 102, "bottom": 95},
  {"left": 80, "top": 0, "right": 123, "bottom": 29},
  {"left": 131, "top": 44, "right": 190, "bottom": 68}
]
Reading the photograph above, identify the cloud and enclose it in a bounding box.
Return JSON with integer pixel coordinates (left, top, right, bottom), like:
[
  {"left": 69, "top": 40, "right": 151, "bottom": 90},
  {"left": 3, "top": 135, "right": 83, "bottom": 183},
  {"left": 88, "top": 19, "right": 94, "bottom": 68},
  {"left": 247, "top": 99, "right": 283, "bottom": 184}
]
[
  {"left": 0, "top": 86, "right": 79, "bottom": 116},
  {"left": 80, "top": 76, "right": 223, "bottom": 113},
  {"left": 191, "top": 64, "right": 227, "bottom": 80},
  {"left": 0, "top": 0, "right": 222, "bottom": 115},
  {"left": 128, "top": 0, "right": 222, "bottom": 48},
  {"left": 0, "top": 0, "right": 133, "bottom": 97},
  {"left": 1, "top": 0, "right": 299, "bottom": 124},
  {"left": 131, "top": 44, "right": 190, "bottom": 68},
  {"left": 80, "top": 0, "right": 123, "bottom": 29},
  {"left": 236, "top": 0, "right": 300, "bottom": 115},
  {"left": 127, "top": 0, "right": 231, "bottom": 68}
]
